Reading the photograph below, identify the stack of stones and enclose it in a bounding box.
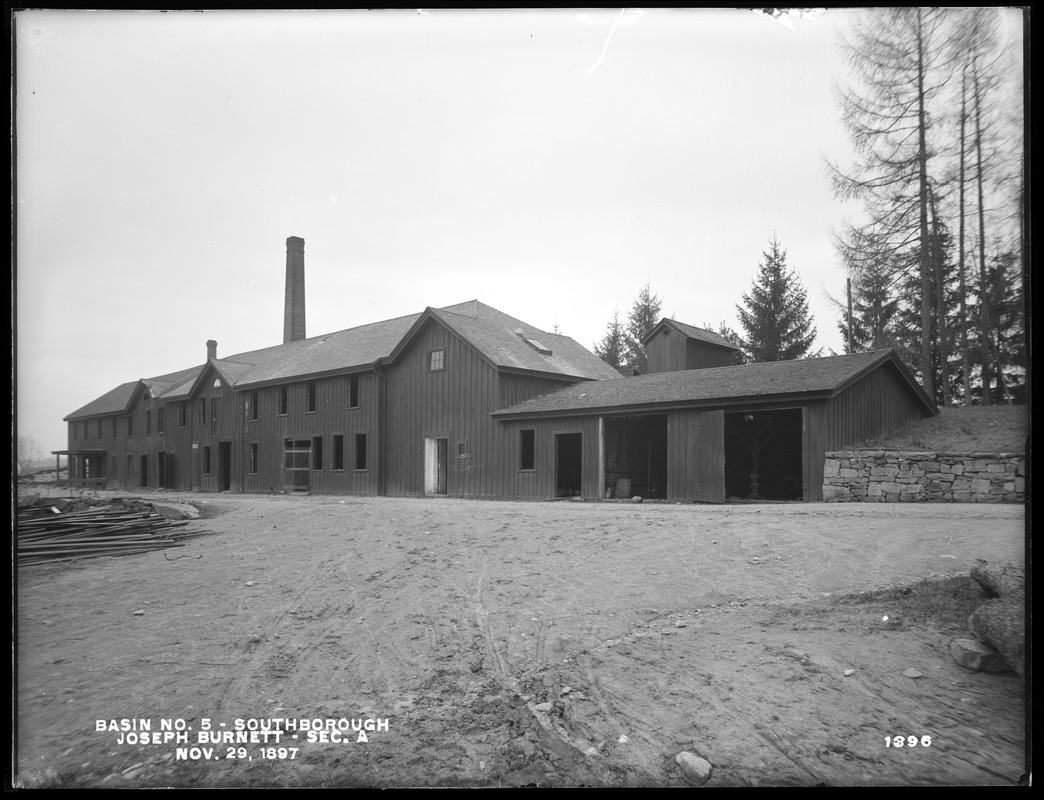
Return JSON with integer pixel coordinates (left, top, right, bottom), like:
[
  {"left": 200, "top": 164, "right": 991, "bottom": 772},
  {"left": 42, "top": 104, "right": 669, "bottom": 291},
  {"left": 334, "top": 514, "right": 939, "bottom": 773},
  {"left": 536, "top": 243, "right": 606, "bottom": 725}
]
[{"left": 822, "top": 451, "right": 1025, "bottom": 503}]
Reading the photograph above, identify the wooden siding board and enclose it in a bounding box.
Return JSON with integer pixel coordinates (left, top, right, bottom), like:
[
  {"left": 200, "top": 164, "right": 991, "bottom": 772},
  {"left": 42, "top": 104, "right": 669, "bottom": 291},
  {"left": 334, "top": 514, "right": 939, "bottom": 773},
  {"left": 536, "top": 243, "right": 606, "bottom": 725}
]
[
  {"left": 646, "top": 329, "right": 687, "bottom": 374},
  {"left": 666, "top": 409, "right": 724, "bottom": 502},
  {"left": 805, "top": 400, "right": 827, "bottom": 502},
  {"left": 826, "top": 363, "right": 929, "bottom": 450},
  {"left": 687, "top": 341, "right": 736, "bottom": 370},
  {"left": 383, "top": 319, "right": 499, "bottom": 497}
]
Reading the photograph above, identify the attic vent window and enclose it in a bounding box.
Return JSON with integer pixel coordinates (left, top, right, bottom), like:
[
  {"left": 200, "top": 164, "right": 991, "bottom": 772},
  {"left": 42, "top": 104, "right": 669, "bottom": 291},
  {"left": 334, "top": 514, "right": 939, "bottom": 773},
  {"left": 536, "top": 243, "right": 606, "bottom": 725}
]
[{"left": 515, "top": 331, "right": 552, "bottom": 355}]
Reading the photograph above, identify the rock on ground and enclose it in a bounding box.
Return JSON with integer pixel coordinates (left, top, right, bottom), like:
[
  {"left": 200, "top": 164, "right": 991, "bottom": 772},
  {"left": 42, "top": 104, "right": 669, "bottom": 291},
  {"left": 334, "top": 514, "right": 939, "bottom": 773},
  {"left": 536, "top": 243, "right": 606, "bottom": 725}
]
[
  {"left": 968, "top": 599, "right": 1024, "bottom": 676},
  {"left": 676, "top": 752, "right": 712, "bottom": 785},
  {"left": 950, "top": 638, "right": 1010, "bottom": 673}
]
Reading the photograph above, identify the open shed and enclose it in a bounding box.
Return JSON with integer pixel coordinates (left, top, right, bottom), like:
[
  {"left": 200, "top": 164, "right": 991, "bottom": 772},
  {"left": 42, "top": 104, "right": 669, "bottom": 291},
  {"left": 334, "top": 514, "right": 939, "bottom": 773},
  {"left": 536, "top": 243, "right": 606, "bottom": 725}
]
[{"left": 492, "top": 349, "right": 937, "bottom": 502}]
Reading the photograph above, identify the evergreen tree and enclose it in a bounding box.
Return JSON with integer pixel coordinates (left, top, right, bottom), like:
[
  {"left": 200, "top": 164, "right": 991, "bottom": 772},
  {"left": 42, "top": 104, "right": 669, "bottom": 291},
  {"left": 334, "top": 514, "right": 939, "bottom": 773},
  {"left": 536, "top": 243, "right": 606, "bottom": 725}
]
[
  {"left": 736, "top": 238, "right": 818, "bottom": 362},
  {"left": 593, "top": 309, "right": 626, "bottom": 369},
  {"left": 623, "top": 283, "right": 662, "bottom": 374},
  {"left": 836, "top": 265, "right": 901, "bottom": 354}
]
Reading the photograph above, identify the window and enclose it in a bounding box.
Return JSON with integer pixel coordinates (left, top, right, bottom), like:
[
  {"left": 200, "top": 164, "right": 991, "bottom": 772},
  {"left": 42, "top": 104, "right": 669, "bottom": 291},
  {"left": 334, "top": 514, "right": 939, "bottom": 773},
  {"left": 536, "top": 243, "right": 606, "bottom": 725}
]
[
  {"left": 146, "top": 410, "right": 152, "bottom": 435},
  {"left": 312, "top": 436, "right": 323, "bottom": 470},
  {"left": 211, "top": 398, "right": 220, "bottom": 434},
  {"left": 519, "top": 429, "right": 535, "bottom": 471},
  {"left": 249, "top": 390, "right": 259, "bottom": 421},
  {"left": 112, "top": 417, "right": 118, "bottom": 438},
  {"left": 458, "top": 442, "right": 467, "bottom": 459},
  {"left": 355, "top": 433, "right": 367, "bottom": 471},
  {"left": 96, "top": 419, "right": 103, "bottom": 438},
  {"left": 127, "top": 414, "right": 134, "bottom": 438},
  {"left": 279, "top": 386, "right": 288, "bottom": 415},
  {"left": 198, "top": 398, "right": 206, "bottom": 426},
  {"left": 429, "top": 349, "right": 445, "bottom": 372},
  {"left": 307, "top": 382, "right": 317, "bottom": 413},
  {"left": 127, "top": 455, "right": 134, "bottom": 476},
  {"left": 348, "top": 374, "right": 359, "bottom": 409},
  {"left": 158, "top": 408, "right": 164, "bottom": 433},
  {"left": 249, "top": 443, "right": 258, "bottom": 474},
  {"left": 333, "top": 434, "right": 345, "bottom": 470},
  {"left": 203, "top": 446, "right": 211, "bottom": 475},
  {"left": 180, "top": 402, "right": 187, "bottom": 428}
]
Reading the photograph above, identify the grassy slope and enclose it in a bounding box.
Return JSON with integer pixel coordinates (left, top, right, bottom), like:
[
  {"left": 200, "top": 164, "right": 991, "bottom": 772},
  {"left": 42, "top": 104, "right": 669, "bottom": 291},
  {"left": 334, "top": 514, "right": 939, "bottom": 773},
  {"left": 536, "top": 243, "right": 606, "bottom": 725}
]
[{"left": 856, "top": 405, "right": 1029, "bottom": 453}]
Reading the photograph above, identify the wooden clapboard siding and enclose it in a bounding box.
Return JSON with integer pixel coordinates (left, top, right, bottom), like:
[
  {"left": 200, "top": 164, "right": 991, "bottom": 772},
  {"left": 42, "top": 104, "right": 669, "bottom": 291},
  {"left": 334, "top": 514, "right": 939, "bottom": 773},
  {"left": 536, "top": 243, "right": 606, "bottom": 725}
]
[
  {"left": 666, "top": 408, "right": 724, "bottom": 502},
  {"left": 383, "top": 319, "right": 500, "bottom": 497},
  {"left": 646, "top": 327, "right": 687, "bottom": 374},
  {"left": 804, "top": 400, "right": 828, "bottom": 502},
  {"left": 493, "top": 416, "right": 601, "bottom": 499},
  {"left": 646, "top": 326, "right": 736, "bottom": 374},
  {"left": 159, "top": 400, "right": 193, "bottom": 490},
  {"left": 825, "top": 361, "right": 929, "bottom": 450},
  {"left": 235, "top": 371, "right": 381, "bottom": 495},
  {"left": 496, "top": 373, "right": 574, "bottom": 411},
  {"left": 686, "top": 340, "right": 736, "bottom": 370}
]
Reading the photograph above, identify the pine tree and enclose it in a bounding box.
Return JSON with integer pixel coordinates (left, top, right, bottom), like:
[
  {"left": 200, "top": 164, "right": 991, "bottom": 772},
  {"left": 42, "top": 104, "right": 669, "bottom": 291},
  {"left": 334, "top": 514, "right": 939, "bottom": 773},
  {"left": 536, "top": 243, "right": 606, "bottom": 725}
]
[
  {"left": 593, "top": 309, "right": 626, "bottom": 369},
  {"left": 623, "top": 283, "right": 662, "bottom": 374},
  {"left": 836, "top": 266, "right": 900, "bottom": 354},
  {"left": 736, "top": 238, "right": 818, "bottom": 363},
  {"left": 829, "top": 8, "right": 954, "bottom": 399}
]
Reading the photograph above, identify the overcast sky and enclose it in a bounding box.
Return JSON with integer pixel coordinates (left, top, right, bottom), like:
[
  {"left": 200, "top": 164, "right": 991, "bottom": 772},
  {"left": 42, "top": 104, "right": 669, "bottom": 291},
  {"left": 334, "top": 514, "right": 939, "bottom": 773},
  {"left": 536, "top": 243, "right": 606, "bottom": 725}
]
[{"left": 14, "top": 8, "right": 938, "bottom": 453}]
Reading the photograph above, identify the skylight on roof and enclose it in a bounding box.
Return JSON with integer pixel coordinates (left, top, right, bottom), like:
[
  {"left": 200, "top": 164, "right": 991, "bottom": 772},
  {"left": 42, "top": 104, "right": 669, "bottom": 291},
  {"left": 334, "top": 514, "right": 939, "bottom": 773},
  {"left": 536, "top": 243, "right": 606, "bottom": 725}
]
[{"left": 519, "top": 334, "right": 552, "bottom": 355}]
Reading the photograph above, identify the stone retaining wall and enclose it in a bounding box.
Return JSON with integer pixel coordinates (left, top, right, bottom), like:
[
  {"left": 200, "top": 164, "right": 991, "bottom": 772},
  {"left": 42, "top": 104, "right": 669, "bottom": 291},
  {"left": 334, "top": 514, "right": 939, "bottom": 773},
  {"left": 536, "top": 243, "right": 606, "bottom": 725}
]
[{"left": 823, "top": 451, "right": 1025, "bottom": 503}]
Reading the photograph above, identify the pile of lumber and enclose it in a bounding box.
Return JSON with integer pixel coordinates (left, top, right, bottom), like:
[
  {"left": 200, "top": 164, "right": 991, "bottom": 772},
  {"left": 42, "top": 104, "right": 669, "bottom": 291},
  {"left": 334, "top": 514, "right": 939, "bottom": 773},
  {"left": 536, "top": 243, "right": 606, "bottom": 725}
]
[{"left": 16, "top": 503, "right": 212, "bottom": 565}]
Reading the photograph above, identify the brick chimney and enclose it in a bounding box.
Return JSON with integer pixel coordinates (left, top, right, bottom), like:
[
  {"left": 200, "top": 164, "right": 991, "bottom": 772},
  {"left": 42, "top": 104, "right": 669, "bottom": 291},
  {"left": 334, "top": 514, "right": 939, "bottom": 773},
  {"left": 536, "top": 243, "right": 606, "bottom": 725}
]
[
  {"left": 206, "top": 340, "right": 218, "bottom": 360},
  {"left": 283, "top": 236, "right": 306, "bottom": 344}
]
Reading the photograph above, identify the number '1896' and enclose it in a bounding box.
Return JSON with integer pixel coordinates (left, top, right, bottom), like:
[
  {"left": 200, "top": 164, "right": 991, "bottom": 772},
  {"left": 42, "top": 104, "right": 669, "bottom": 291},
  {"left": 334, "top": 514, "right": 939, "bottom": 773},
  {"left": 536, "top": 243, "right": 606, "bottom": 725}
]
[{"left": 886, "top": 735, "right": 932, "bottom": 747}]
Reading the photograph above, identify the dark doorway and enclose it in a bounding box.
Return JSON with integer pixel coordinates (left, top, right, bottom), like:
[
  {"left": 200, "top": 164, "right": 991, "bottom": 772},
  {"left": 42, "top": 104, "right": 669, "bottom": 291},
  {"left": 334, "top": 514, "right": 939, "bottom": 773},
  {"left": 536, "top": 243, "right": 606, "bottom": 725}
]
[
  {"left": 437, "top": 438, "right": 448, "bottom": 494},
  {"left": 603, "top": 414, "right": 668, "bottom": 499},
  {"left": 555, "top": 432, "right": 583, "bottom": 497},
  {"left": 140, "top": 454, "right": 149, "bottom": 488},
  {"left": 165, "top": 453, "right": 176, "bottom": 489},
  {"left": 158, "top": 451, "right": 166, "bottom": 488},
  {"left": 724, "top": 409, "right": 803, "bottom": 500},
  {"left": 218, "top": 441, "right": 232, "bottom": 492}
]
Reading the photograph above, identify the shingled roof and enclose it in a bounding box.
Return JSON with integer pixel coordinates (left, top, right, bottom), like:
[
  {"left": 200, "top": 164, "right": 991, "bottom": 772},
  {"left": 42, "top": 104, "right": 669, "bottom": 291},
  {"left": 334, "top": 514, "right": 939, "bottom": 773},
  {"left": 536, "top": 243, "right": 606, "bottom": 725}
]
[
  {"left": 492, "top": 349, "right": 936, "bottom": 418},
  {"left": 424, "top": 301, "right": 622, "bottom": 381},
  {"left": 66, "top": 299, "right": 617, "bottom": 417},
  {"left": 65, "top": 364, "right": 203, "bottom": 420},
  {"left": 644, "top": 318, "right": 741, "bottom": 350},
  {"left": 64, "top": 381, "right": 142, "bottom": 420}
]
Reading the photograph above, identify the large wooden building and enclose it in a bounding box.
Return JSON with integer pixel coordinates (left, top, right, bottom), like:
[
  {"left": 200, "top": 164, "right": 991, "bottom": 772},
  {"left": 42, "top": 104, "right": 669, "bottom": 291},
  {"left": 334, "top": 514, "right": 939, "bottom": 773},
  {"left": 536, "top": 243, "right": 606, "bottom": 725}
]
[{"left": 61, "top": 237, "right": 937, "bottom": 502}]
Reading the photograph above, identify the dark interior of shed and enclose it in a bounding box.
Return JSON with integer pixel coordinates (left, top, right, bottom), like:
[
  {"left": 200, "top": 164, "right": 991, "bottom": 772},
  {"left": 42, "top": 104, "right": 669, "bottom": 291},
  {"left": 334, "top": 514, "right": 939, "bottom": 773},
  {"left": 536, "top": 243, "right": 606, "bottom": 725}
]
[
  {"left": 603, "top": 414, "right": 668, "bottom": 499},
  {"left": 555, "top": 432, "right": 583, "bottom": 497},
  {"left": 724, "top": 409, "right": 802, "bottom": 500}
]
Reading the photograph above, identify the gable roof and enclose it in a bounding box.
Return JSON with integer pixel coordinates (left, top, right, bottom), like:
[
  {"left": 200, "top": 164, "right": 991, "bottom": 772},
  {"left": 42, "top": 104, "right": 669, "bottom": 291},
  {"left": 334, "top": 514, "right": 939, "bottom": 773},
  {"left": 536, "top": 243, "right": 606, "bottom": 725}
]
[
  {"left": 644, "top": 318, "right": 741, "bottom": 350},
  {"left": 64, "top": 381, "right": 142, "bottom": 420},
  {"left": 492, "top": 350, "right": 937, "bottom": 418},
  {"left": 422, "top": 301, "right": 621, "bottom": 381},
  {"left": 65, "top": 299, "right": 619, "bottom": 416}
]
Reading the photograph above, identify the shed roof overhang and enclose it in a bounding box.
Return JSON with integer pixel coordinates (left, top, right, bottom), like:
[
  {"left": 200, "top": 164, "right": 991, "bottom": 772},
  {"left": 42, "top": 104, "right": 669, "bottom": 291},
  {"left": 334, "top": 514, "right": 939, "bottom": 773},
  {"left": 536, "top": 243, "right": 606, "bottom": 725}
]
[
  {"left": 491, "top": 390, "right": 836, "bottom": 421},
  {"left": 51, "top": 449, "right": 108, "bottom": 456}
]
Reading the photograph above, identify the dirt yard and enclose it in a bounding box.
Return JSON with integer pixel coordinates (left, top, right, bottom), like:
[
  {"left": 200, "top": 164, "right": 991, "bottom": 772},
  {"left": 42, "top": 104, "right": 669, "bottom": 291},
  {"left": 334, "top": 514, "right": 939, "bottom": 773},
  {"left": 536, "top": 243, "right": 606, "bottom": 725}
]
[{"left": 15, "top": 493, "right": 1027, "bottom": 787}]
